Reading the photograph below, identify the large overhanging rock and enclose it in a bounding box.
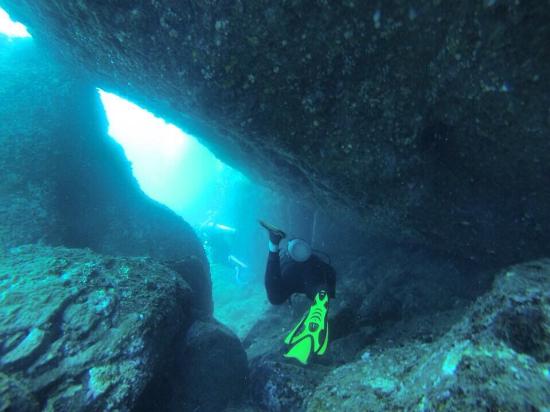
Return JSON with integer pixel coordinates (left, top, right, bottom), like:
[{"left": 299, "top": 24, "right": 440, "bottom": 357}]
[{"left": 3, "top": 1, "right": 549, "bottom": 266}]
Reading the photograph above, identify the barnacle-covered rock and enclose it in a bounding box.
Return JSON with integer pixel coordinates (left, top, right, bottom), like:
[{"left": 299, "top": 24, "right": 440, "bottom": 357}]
[{"left": 0, "top": 245, "right": 192, "bottom": 411}]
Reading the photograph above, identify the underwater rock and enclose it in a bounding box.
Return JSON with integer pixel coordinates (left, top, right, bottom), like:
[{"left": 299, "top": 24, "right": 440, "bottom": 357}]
[
  {"left": 175, "top": 320, "right": 248, "bottom": 412},
  {"left": 306, "top": 259, "right": 550, "bottom": 411},
  {"left": 0, "top": 245, "right": 192, "bottom": 411},
  {"left": 244, "top": 304, "right": 307, "bottom": 362},
  {"left": 350, "top": 245, "right": 470, "bottom": 324},
  {"left": 309, "top": 339, "right": 550, "bottom": 411},
  {"left": 0, "top": 39, "right": 212, "bottom": 316},
  {"left": 163, "top": 258, "right": 212, "bottom": 320},
  {"left": 464, "top": 259, "right": 550, "bottom": 363},
  {"left": 244, "top": 249, "right": 468, "bottom": 411},
  {"left": 0, "top": 373, "right": 39, "bottom": 412},
  {"left": 244, "top": 302, "right": 353, "bottom": 411},
  {"left": 319, "top": 244, "right": 475, "bottom": 351},
  {"left": 326, "top": 326, "right": 377, "bottom": 365},
  {"left": 2, "top": 1, "right": 550, "bottom": 268},
  {"left": 249, "top": 353, "right": 330, "bottom": 412}
]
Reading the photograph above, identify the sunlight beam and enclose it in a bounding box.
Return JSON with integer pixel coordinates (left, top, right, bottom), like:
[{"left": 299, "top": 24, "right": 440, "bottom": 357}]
[
  {"left": 97, "top": 89, "right": 239, "bottom": 226},
  {"left": 0, "top": 8, "right": 31, "bottom": 38}
]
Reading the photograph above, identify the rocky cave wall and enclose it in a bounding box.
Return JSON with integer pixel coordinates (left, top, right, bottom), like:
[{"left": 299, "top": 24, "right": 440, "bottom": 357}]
[
  {"left": 0, "top": 38, "right": 212, "bottom": 315},
  {"left": 1, "top": 0, "right": 549, "bottom": 271},
  {"left": 0, "top": 37, "right": 249, "bottom": 412}
]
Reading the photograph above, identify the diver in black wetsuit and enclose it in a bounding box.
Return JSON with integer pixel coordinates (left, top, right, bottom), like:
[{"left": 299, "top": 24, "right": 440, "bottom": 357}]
[
  {"left": 259, "top": 220, "right": 336, "bottom": 364},
  {"left": 263, "top": 231, "right": 336, "bottom": 303}
]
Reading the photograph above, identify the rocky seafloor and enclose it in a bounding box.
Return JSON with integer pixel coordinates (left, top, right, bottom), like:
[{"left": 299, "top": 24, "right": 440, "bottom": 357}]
[
  {"left": 2, "top": 243, "right": 549, "bottom": 411},
  {"left": 306, "top": 259, "right": 550, "bottom": 411},
  {"left": 0, "top": 245, "right": 248, "bottom": 412},
  {"left": 244, "top": 254, "right": 550, "bottom": 411}
]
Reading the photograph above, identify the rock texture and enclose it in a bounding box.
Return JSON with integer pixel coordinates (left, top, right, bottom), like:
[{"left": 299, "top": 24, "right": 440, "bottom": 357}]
[
  {"left": 0, "top": 33, "right": 252, "bottom": 412},
  {"left": 0, "top": 38, "right": 212, "bottom": 315},
  {"left": 243, "top": 257, "right": 550, "bottom": 411},
  {"left": 0, "top": 373, "right": 39, "bottom": 412},
  {"left": 249, "top": 353, "right": 330, "bottom": 412},
  {"left": 176, "top": 320, "right": 248, "bottom": 412},
  {"left": 337, "top": 244, "right": 478, "bottom": 328},
  {"left": 244, "top": 247, "right": 471, "bottom": 411},
  {"left": 2, "top": 0, "right": 549, "bottom": 268},
  {"left": 307, "top": 259, "right": 550, "bottom": 411},
  {"left": 0, "top": 245, "right": 192, "bottom": 412}
]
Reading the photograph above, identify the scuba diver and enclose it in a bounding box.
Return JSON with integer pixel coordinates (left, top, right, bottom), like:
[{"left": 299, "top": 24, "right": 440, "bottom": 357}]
[
  {"left": 259, "top": 220, "right": 336, "bottom": 365},
  {"left": 200, "top": 217, "right": 250, "bottom": 283},
  {"left": 200, "top": 218, "right": 233, "bottom": 264},
  {"left": 227, "top": 254, "right": 250, "bottom": 284}
]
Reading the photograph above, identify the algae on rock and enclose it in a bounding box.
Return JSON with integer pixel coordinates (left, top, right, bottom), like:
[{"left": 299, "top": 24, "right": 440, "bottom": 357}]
[{"left": 0, "top": 245, "right": 192, "bottom": 411}]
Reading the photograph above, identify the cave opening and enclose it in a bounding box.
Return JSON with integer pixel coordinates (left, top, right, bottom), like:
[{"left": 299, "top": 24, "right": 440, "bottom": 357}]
[
  {"left": 0, "top": 5, "right": 325, "bottom": 341},
  {"left": 98, "top": 89, "right": 274, "bottom": 337},
  {"left": 0, "top": 7, "right": 30, "bottom": 38},
  {"left": 98, "top": 89, "right": 244, "bottom": 228}
]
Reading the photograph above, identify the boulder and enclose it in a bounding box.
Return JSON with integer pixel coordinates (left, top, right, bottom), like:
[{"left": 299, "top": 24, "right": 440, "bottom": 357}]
[
  {"left": 249, "top": 354, "right": 329, "bottom": 412},
  {"left": 2, "top": 0, "right": 549, "bottom": 268},
  {"left": 175, "top": 320, "right": 248, "bottom": 412},
  {"left": 465, "top": 259, "right": 550, "bottom": 363},
  {"left": 0, "top": 245, "right": 192, "bottom": 411},
  {"left": 307, "top": 259, "right": 550, "bottom": 411}
]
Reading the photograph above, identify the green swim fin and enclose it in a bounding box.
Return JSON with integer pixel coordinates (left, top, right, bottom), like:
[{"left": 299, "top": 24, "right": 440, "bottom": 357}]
[{"left": 284, "top": 291, "right": 329, "bottom": 365}]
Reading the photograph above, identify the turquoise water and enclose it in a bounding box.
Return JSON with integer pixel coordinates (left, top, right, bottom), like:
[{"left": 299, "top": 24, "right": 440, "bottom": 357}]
[{"left": 211, "top": 263, "right": 269, "bottom": 339}]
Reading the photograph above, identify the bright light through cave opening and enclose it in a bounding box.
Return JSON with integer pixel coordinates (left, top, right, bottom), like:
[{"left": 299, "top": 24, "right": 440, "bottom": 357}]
[
  {"left": 0, "top": 7, "right": 31, "bottom": 38},
  {"left": 98, "top": 89, "right": 246, "bottom": 227},
  {"left": 99, "top": 89, "right": 271, "bottom": 337}
]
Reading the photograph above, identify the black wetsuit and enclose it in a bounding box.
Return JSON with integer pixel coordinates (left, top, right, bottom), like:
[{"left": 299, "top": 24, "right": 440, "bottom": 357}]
[{"left": 265, "top": 251, "right": 336, "bottom": 304}]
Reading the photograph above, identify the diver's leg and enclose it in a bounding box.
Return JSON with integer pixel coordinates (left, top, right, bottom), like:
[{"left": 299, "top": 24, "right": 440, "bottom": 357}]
[
  {"left": 284, "top": 290, "right": 330, "bottom": 364},
  {"left": 264, "top": 251, "right": 291, "bottom": 304},
  {"left": 302, "top": 258, "right": 336, "bottom": 300}
]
